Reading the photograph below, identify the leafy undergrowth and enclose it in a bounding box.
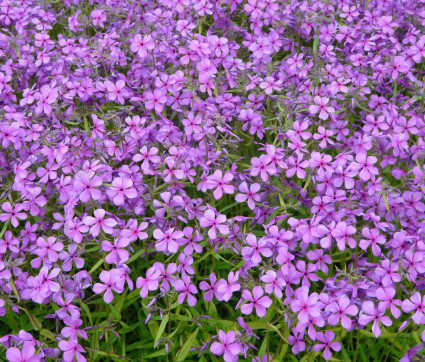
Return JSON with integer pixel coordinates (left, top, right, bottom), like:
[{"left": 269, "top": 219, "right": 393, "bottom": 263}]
[{"left": 1, "top": 0, "right": 425, "bottom": 361}]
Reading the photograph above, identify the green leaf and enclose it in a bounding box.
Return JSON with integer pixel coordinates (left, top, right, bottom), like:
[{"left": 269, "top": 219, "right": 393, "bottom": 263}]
[
  {"left": 0, "top": 220, "right": 9, "bottom": 239},
  {"left": 126, "top": 247, "right": 145, "bottom": 264},
  {"left": 176, "top": 328, "right": 199, "bottom": 361},
  {"left": 340, "top": 344, "right": 351, "bottom": 362},
  {"left": 145, "top": 348, "right": 167, "bottom": 359},
  {"left": 40, "top": 329, "right": 56, "bottom": 341},
  {"left": 354, "top": 100, "right": 377, "bottom": 114},
  {"left": 9, "top": 277, "right": 21, "bottom": 303},
  {"left": 88, "top": 258, "right": 104, "bottom": 274},
  {"left": 79, "top": 301, "right": 93, "bottom": 325},
  {"left": 154, "top": 315, "right": 169, "bottom": 345},
  {"left": 109, "top": 303, "right": 121, "bottom": 321},
  {"left": 219, "top": 201, "right": 239, "bottom": 213},
  {"left": 382, "top": 192, "right": 390, "bottom": 212},
  {"left": 21, "top": 307, "right": 42, "bottom": 331},
  {"left": 313, "top": 34, "right": 319, "bottom": 57}
]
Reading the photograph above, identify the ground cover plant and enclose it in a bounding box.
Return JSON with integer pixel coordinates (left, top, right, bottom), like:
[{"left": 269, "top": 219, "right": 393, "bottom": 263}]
[{"left": 1, "top": 0, "right": 425, "bottom": 361}]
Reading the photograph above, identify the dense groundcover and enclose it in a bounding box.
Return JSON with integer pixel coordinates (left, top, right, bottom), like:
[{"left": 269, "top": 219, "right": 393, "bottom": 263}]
[{"left": 2, "top": 0, "right": 425, "bottom": 361}]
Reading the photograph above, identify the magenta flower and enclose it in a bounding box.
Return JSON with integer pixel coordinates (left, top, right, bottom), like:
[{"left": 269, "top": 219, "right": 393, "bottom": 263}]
[
  {"left": 200, "top": 272, "right": 219, "bottom": 302},
  {"left": 59, "top": 244, "right": 84, "bottom": 272},
  {"left": 174, "top": 275, "right": 197, "bottom": 306},
  {"left": 401, "top": 292, "right": 425, "bottom": 324},
  {"left": 260, "top": 270, "right": 285, "bottom": 298},
  {"left": 58, "top": 340, "right": 86, "bottom": 362},
  {"left": 313, "top": 331, "right": 341, "bottom": 360},
  {"left": 199, "top": 209, "right": 229, "bottom": 240},
  {"left": 73, "top": 172, "right": 102, "bottom": 203},
  {"left": 250, "top": 155, "right": 276, "bottom": 181},
  {"left": 83, "top": 209, "right": 117, "bottom": 237},
  {"left": 101, "top": 238, "right": 130, "bottom": 265},
  {"left": 235, "top": 182, "right": 260, "bottom": 210},
  {"left": 106, "top": 177, "right": 137, "bottom": 206},
  {"left": 153, "top": 227, "right": 184, "bottom": 254},
  {"left": 105, "top": 80, "right": 130, "bottom": 105},
  {"left": 210, "top": 330, "right": 241, "bottom": 362},
  {"left": 240, "top": 286, "right": 272, "bottom": 317},
  {"left": 0, "top": 202, "right": 27, "bottom": 227},
  {"left": 6, "top": 342, "right": 39, "bottom": 362},
  {"left": 34, "top": 85, "right": 58, "bottom": 115},
  {"left": 331, "top": 222, "right": 356, "bottom": 250},
  {"left": 133, "top": 146, "right": 161, "bottom": 173},
  {"left": 375, "top": 259, "right": 401, "bottom": 286},
  {"left": 241, "top": 234, "right": 272, "bottom": 264},
  {"left": 358, "top": 301, "right": 392, "bottom": 337},
  {"left": 136, "top": 266, "right": 160, "bottom": 298},
  {"left": 349, "top": 153, "right": 379, "bottom": 181},
  {"left": 259, "top": 76, "right": 282, "bottom": 94},
  {"left": 288, "top": 332, "right": 305, "bottom": 355},
  {"left": 31, "top": 236, "right": 64, "bottom": 268},
  {"left": 131, "top": 34, "right": 155, "bottom": 58},
  {"left": 61, "top": 316, "right": 88, "bottom": 340},
  {"left": 290, "top": 287, "right": 321, "bottom": 323},
  {"left": 326, "top": 296, "right": 358, "bottom": 329},
  {"left": 91, "top": 10, "right": 106, "bottom": 27},
  {"left": 205, "top": 170, "right": 235, "bottom": 200},
  {"left": 92, "top": 269, "right": 125, "bottom": 304},
  {"left": 216, "top": 271, "right": 241, "bottom": 301},
  {"left": 144, "top": 88, "right": 167, "bottom": 114},
  {"left": 309, "top": 96, "right": 335, "bottom": 120}
]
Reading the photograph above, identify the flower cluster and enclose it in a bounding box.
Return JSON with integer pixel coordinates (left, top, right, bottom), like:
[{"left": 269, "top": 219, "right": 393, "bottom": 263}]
[{"left": 1, "top": 0, "right": 425, "bottom": 361}]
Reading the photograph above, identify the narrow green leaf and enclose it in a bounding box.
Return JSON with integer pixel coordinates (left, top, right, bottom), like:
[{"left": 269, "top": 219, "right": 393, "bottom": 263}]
[
  {"left": 382, "top": 192, "right": 390, "bottom": 212},
  {"left": 109, "top": 303, "right": 121, "bottom": 321},
  {"left": 313, "top": 35, "right": 319, "bottom": 57},
  {"left": 88, "top": 258, "right": 104, "bottom": 274},
  {"left": 176, "top": 328, "right": 199, "bottom": 361},
  {"left": 126, "top": 247, "right": 145, "bottom": 264},
  {"left": 0, "top": 220, "right": 9, "bottom": 239},
  {"left": 154, "top": 315, "right": 169, "bottom": 345},
  {"left": 9, "top": 277, "right": 21, "bottom": 303}
]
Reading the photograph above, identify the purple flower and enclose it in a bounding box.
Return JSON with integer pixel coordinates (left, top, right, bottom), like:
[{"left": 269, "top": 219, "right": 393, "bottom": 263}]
[
  {"left": 401, "top": 292, "right": 425, "bottom": 324},
  {"left": 0, "top": 202, "right": 27, "bottom": 227},
  {"left": 241, "top": 234, "right": 272, "bottom": 264},
  {"left": 309, "top": 96, "right": 335, "bottom": 120},
  {"left": 92, "top": 269, "right": 125, "bottom": 304},
  {"left": 106, "top": 177, "right": 137, "bottom": 206},
  {"left": 331, "top": 222, "right": 356, "bottom": 250},
  {"left": 235, "top": 182, "right": 260, "bottom": 210},
  {"left": 199, "top": 209, "right": 229, "bottom": 240},
  {"left": 6, "top": 342, "right": 40, "bottom": 362},
  {"left": 358, "top": 301, "right": 392, "bottom": 337},
  {"left": 131, "top": 34, "right": 155, "bottom": 58},
  {"left": 313, "top": 331, "right": 341, "bottom": 360},
  {"left": 240, "top": 286, "right": 272, "bottom": 317},
  {"left": 326, "top": 296, "right": 358, "bottom": 329},
  {"left": 136, "top": 266, "right": 160, "bottom": 298},
  {"left": 210, "top": 330, "right": 241, "bottom": 362},
  {"left": 290, "top": 287, "right": 321, "bottom": 323},
  {"left": 83, "top": 209, "right": 117, "bottom": 237},
  {"left": 205, "top": 170, "right": 235, "bottom": 200},
  {"left": 34, "top": 85, "right": 58, "bottom": 115},
  {"left": 174, "top": 275, "right": 197, "bottom": 306},
  {"left": 153, "top": 227, "right": 183, "bottom": 254},
  {"left": 58, "top": 340, "right": 86, "bottom": 362}
]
